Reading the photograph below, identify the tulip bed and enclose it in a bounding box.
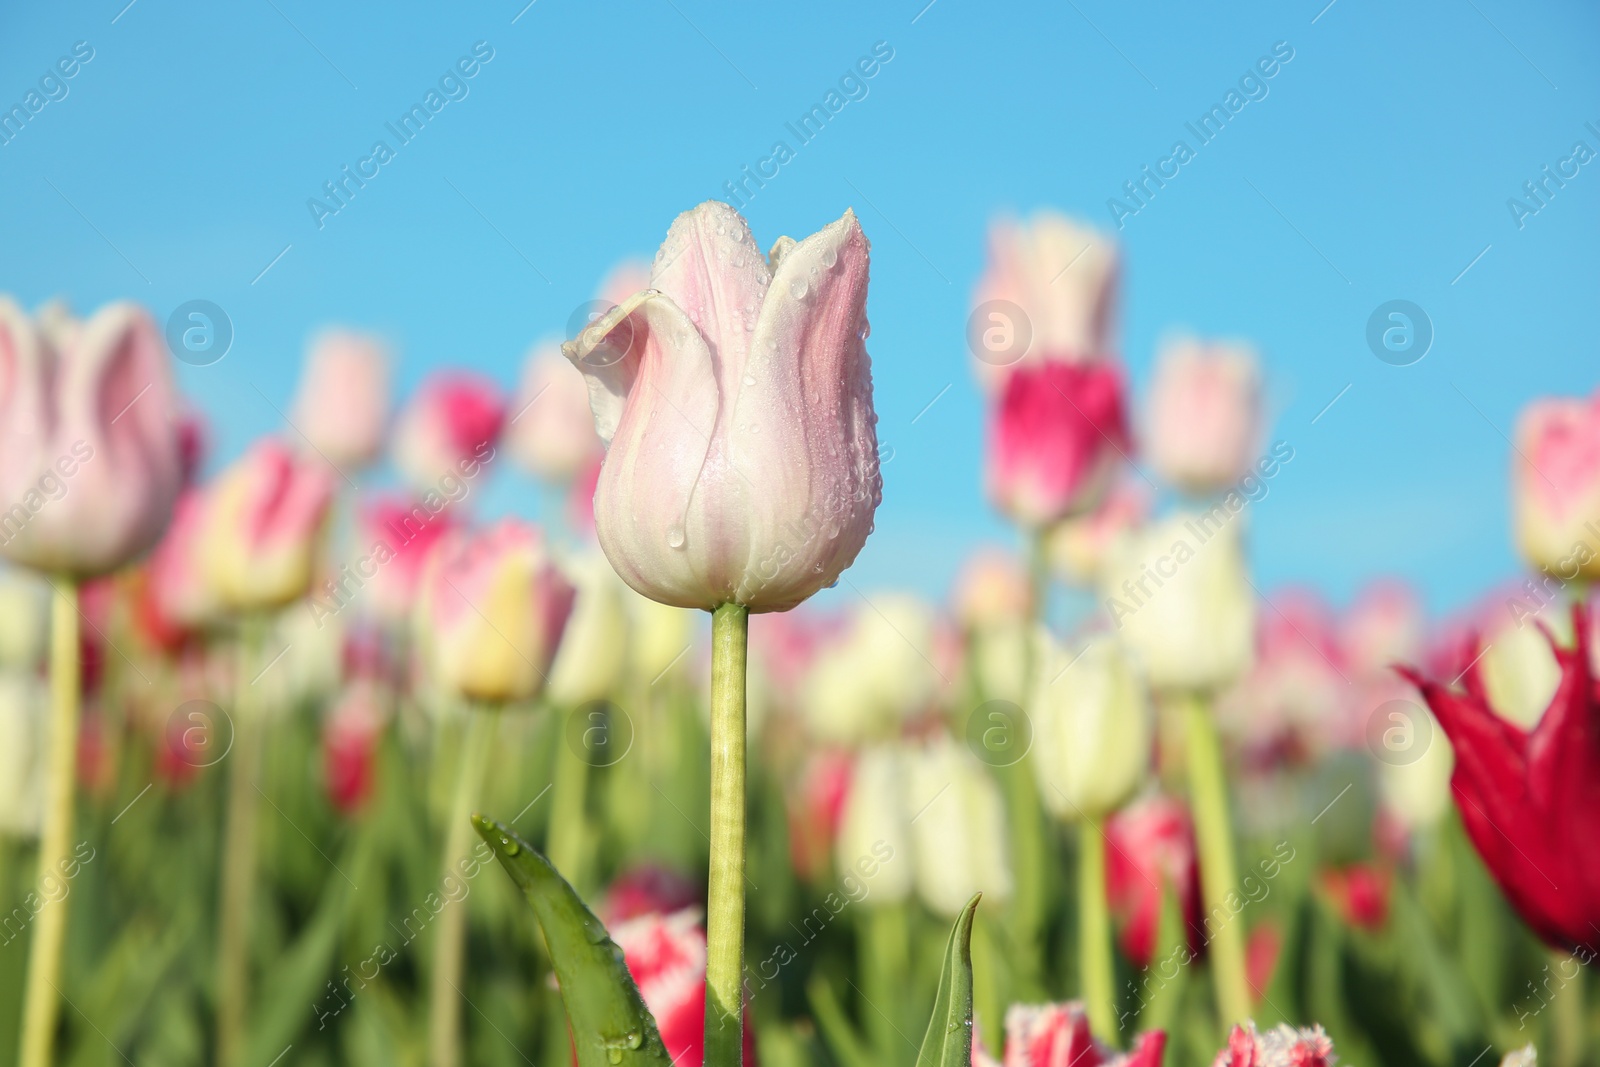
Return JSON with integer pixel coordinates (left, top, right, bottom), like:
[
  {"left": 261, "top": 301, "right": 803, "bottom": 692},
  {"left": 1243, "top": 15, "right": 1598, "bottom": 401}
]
[{"left": 0, "top": 204, "right": 1587, "bottom": 1067}]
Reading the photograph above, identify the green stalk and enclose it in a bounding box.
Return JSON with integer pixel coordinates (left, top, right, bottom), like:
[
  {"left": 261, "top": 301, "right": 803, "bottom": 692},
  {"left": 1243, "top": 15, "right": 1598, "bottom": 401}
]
[
  {"left": 704, "top": 603, "right": 749, "bottom": 1067},
  {"left": 860, "top": 902, "right": 909, "bottom": 1064},
  {"left": 546, "top": 716, "right": 591, "bottom": 891},
  {"left": 1181, "top": 692, "right": 1252, "bottom": 1028},
  {"left": 1549, "top": 946, "right": 1583, "bottom": 1067},
  {"left": 430, "top": 707, "right": 499, "bottom": 1067},
  {"left": 1078, "top": 818, "right": 1116, "bottom": 1040},
  {"left": 17, "top": 578, "right": 80, "bottom": 1067},
  {"left": 216, "top": 618, "right": 267, "bottom": 1067}
]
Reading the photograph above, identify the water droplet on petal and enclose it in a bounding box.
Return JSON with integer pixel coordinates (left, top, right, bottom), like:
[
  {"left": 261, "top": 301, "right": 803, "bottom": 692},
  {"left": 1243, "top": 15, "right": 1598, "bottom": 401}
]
[
  {"left": 821, "top": 246, "right": 838, "bottom": 268},
  {"left": 789, "top": 278, "right": 808, "bottom": 300},
  {"left": 824, "top": 520, "right": 841, "bottom": 539},
  {"left": 742, "top": 374, "right": 756, "bottom": 386},
  {"left": 666, "top": 525, "right": 686, "bottom": 549}
]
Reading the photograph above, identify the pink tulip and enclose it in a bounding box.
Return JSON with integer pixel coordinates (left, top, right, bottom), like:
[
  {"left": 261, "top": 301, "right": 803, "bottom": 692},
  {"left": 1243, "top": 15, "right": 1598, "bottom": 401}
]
[
  {"left": 505, "top": 342, "right": 602, "bottom": 484},
  {"left": 610, "top": 909, "right": 757, "bottom": 1067},
  {"left": 355, "top": 495, "right": 460, "bottom": 626},
  {"left": 1220, "top": 588, "right": 1352, "bottom": 760},
  {"left": 323, "top": 680, "right": 385, "bottom": 814},
  {"left": 1145, "top": 338, "right": 1261, "bottom": 496},
  {"left": 601, "top": 866, "right": 702, "bottom": 926},
  {"left": 1105, "top": 794, "right": 1202, "bottom": 970},
  {"left": 138, "top": 488, "right": 223, "bottom": 646},
  {"left": 973, "top": 1002, "right": 1165, "bottom": 1067},
  {"left": 1340, "top": 579, "right": 1424, "bottom": 679},
  {"left": 1513, "top": 392, "right": 1600, "bottom": 579},
  {"left": 1212, "top": 1022, "right": 1334, "bottom": 1067},
  {"left": 201, "top": 439, "right": 336, "bottom": 610},
  {"left": 292, "top": 329, "right": 390, "bottom": 470},
  {"left": 1046, "top": 479, "right": 1148, "bottom": 587},
  {"left": 415, "top": 519, "right": 574, "bottom": 703},
  {"left": 986, "top": 360, "right": 1130, "bottom": 527},
  {"left": 971, "top": 213, "right": 1118, "bottom": 391},
  {"left": 564, "top": 201, "right": 881, "bottom": 612},
  {"left": 391, "top": 371, "right": 505, "bottom": 496},
  {"left": 0, "top": 298, "right": 183, "bottom": 576},
  {"left": 951, "top": 547, "right": 1033, "bottom": 630}
]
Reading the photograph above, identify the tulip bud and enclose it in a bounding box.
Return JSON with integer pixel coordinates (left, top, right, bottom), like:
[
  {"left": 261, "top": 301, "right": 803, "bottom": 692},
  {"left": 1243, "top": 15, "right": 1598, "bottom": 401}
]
[
  {"left": 1478, "top": 614, "right": 1562, "bottom": 727},
  {"left": 906, "top": 734, "right": 1011, "bottom": 917},
  {"left": 0, "top": 670, "right": 45, "bottom": 836},
  {"left": 1103, "top": 512, "right": 1255, "bottom": 692},
  {"left": 1375, "top": 701, "right": 1454, "bottom": 831},
  {"left": 507, "top": 343, "right": 602, "bottom": 484},
  {"left": 986, "top": 360, "right": 1130, "bottom": 527},
  {"left": 355, "top": 495, "right": 459, "bottom": 628},
  {"left": 1145, "top": 337, "right": 1261, "bottom": 496},
  {"left": 292, "top": 329, "right": 389, "bottom": 470},
  {"left": 0, "top": 568, "right": 48, "bottom": 669},
  {"left": 415, "top": 520, "right": 574, "bottom": 705},
  {"left": 0, "top": 298, "right": 183, "bottom": 576},
  {"left": 610, "top": 909, "right": 757, "bottom": 1067},
  {"left": 800, "top": 594, "right": 939, "bottom": 744},
  {"left": 201, "top": 439, "right": 336, "bottom": 611},
  {"left": 1105, "top": 794, "right": 1202, "bottom": 969},
  {"left": 323, "top": 680, "right": 385, "bottom": 814},
  {"left": 139, "top": 489, "right": 224, "bottom": 647},
  {"left": 973, "top": 1002, "right": 1167, "bottom": 1067},
  {"left": 1046, "top": 481, "right": 1148, "bottom": 588},
  {"left": 546, "top": 550, "right": 629, "bottom": 706},
  {"left": 391, "top": 372, "right": 505, "bottom": 496},
  {"left": 1213, "top": 1022, "right": 1335, "bottom": 1067},
  {"left": 627, "top": 593, "right": 696, "bottom": 686},
  {"left": 1513, "top": 393, "right": 1600, "bottom": 579},
  {"left": 952, "top": 548, "right": 1033, "bottom": 630},
  {"left": 1031, "top": 633, "right": 1153, "bottom": 820},
  {"left": 564, "top": 201, "right": 882, "bottom": 613},
  {"left": 834, "top": 746, "right": 912, "bottom": 904}
]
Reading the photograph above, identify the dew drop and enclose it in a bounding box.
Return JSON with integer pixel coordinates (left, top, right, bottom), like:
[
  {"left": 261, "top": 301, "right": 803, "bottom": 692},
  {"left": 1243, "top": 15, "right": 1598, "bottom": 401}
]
[
  {"left": 824, "top": 519, "right": 841, "bottom": 539},
  {"left": 666, "top": 525, "right": 686, "bottom": 549},
  {"left": 607, "top": 1047, "right": 623, "bottom": 1064},
  {"left": 789, "top": 278, "right": 808, "bottom": 300},
  {"left": 742, "top": 374, "right": 756, "bottom": 386},
  {"left": 857, "top": 320, "right": 871, "bottom": 340},
  {"left": 820, "top": 246, "right": 837, "bottom": 268}
]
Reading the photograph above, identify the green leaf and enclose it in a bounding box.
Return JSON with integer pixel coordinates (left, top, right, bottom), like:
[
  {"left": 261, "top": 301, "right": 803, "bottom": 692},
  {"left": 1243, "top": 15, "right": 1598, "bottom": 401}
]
[
  {"left": 915, "top": 893, "right": 980, "bottom": 1067},
  {"left": 472, "top": 814, "right": 673, "bottom": 1067}
]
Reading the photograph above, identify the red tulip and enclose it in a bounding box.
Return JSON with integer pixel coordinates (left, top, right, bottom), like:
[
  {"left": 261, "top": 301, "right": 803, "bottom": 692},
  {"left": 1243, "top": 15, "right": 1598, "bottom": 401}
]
[
  {"left": 1105, "top": 794, "right": 1202, "bottom": 970},
  {"left": 787, "top": 748, "right": 853, "bottom": 882},
  {"left": 986, "top": 360, "right": 1130, "bottom": 527},
  {"left": 323, "top": 682, "right": 384, "bottom": 814},
  {"left": 973, "top": 1002, "right": 1164, "bottom": 1067},
  {"left": 601, "top": 866, "right": 702, "bottom": 926},
  {"left": 1403, "top": 605, "right": 1600, "bottom": 951},
  {"left": 1212, "top": 1022, "right": 1334, "bottom": 1067},
  {"left": 610, "top": 909, "right": 757, "bottom": 1067},
  {"left": 1318, "top": 863, "right": 1390, "bottom": 931}
]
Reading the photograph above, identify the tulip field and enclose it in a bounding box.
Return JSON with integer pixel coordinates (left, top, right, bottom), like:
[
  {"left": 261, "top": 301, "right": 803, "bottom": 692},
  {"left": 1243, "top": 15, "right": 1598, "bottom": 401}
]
[{"left": 2, "top": 4, "right": 1597, "bottom": 1067}]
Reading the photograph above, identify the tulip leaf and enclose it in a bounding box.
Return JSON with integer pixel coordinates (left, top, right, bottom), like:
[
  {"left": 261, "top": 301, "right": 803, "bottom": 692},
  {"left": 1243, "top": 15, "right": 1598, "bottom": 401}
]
[
  {"left": 472, "top": 814, "right": 674, "bottom": 1067},
  {"left": 916, "top": 893, "right": 981, "bottom": 1067}
]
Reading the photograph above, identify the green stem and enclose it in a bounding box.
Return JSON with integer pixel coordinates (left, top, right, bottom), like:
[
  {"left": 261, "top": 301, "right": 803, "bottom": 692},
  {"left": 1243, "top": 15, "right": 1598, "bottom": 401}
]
[
  {"left": 704, "top": 603, "right": 749, "bottom": 1067},
  {"left": 1549, "top": 946, "right": 1583, "bottom": 1067},
  {"left": 216, "top": 618, "right": 267, "bottom": 1067},
  {"left": 860, "top": 903, "right": 909, "bottom": 1064},
  {"left": 547, "top": 715, "right": 591, "bottom": 891},
  {"left": 1182, "top": 692, "right": 1252, "bottom": 1028},
  {"left": 430, "top": 708, "right": 499, "bottom": 1067},
  {"left": 17, "top": 578, "right": 80, "bottom": 1067},
  {"left": 1079, "top": 818, "right": 1116, "bottom": 1040}
]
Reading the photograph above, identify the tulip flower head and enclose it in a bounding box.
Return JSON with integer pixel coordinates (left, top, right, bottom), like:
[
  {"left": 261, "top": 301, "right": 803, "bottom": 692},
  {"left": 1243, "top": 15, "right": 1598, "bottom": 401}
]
[
  {"left": 1403, "top": 606, "right": 1600, "bottom": 951},
  {"left": 1212, "top": 1022, "right": 1335, "bottom": 1067},
  {"left": 415, "top": 520, "right": 575, "bottom": 705},
  {"left": 833, "top": 746, "right": 912, "bottom": 904},
  {"left": 1513, "top": 393, "right": 1600, "bottom": 580},
  {"left": 0, "top": 298, "right": 184, "bottom": 576},
  {"left": 545, "top": 549, "right": 629, "bottom": 706},
  {"left": 354, "top": 494, "right": 461, "bottom": 628},
  {"left": 506, "top": 342, "right": 603, "bottom": 484},
  {"left": 952, "top": 547, "right": 1034, "bottom": 631},
  {"left": 1105, "top": 794, "right": 1202, "bottom": 969},
  {"left": 201, "top": 439, "right": 336, "bottom": 611},
  {"left": 139, "top": 488, "right": 225, "bottom": 647},
  {"left": 1046, "top": 480, "right": 1148, "bottom": 588},
  {"left": 610, "top": 908, "right": 757, "bottom": 1067},
  {"left": 1032, "top": 633, "right": 1154, "bottom": 820},
  {"left": 972, "top": 1002, "right": 1166, "bottom": 1067},
  {"left": 392, "top": 371, "right": 505, "bottom": 496},
  {"left": 1145, "top": 337, "right": 1261, "bottom": 497},
  {"left": 907, "top": 733, "right": 1012, "bottom": 916},
  {"left": 564, "top": 201, "right": 881, "bottom": 613},
  {"left": 292, "top": 329, "right": 390, "bottom": 470}
]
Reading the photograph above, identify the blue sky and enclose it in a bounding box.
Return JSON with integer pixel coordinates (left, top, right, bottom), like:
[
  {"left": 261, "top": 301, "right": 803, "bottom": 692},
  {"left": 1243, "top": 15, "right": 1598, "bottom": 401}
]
[{"left": 2, "top": 0, "right": 1596, "bottom": 619}]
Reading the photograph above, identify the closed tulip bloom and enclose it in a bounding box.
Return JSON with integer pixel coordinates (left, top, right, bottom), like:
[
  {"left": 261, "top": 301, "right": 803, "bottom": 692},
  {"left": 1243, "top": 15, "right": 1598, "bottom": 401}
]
[
  {"left": 1104, "top": 513, "right": 1255, "bottom": 692},
  {"left": 971, "top": 213, "right": 1118, "bottom": 390},
  {"left": 1402, "top": 608, "right": 1600, "bottom": 951},
  {"left": 138, "top": 489, "right": 225, "bottom": 649},
  {"left": 610, "top": 909, "right": 757, "bottom": 1067},
  {"left": 355, "top": 495, "right": 459, "bottom": 627},
  {"left": 834, "top": 746, "right": 912, "bottom": 904},
  {"left": 392, "top": 371, "right": 505, "bottom": 495},
  {"left": 1376, "top": 698, "right": 1455, "bottom": 831},
  {"left": 1032, "top": 634, "right": 1153, "bottom": 820},
  {"left": 0, "top": 569, "right": 48, "bottom": 669},
  {"left": 1477, "top": 613, "right": 1562, "bottom": 728},
  {"left": 987, "top": 360, "right": 1130, "bottom": 527},
  {"left": 323, "top": 680, "right": 385, "bottom": 814},
  {"left": 507, "top": 343, "right": 602, "bottom": 484},
  {"left": 0, "top": 671, "right": 46, "bottom": 836},
  {"left": 0, "top": 298, "right": 183, "bottom": 576},
  {"left": 801, "top": 594, "right": 939, "bottom": 744},
  {"left": 1212, "top": 1022, "right": 1334, "bottom": 1067},
  {"left": 972, "top": 1002, "right": 1166, "bottom": 1067},
  {"left": 906, "top": 734, "right": 1011, "bottom": 917},
  {"left": 1046, "top": 481, "right": 1148, "bottom": 588},
  {"left": 628, "top": 591, "right": 696, "bottom": 685},
  {"left": 1145, "top": 338, "right": 1261, "bottom": 496},
  {"left": 546, "top": 550, "right": 629, "bottom": 706},
  {"left": 564, "top": 201, "right": 881, "bottom": 613},
  {"left": 1513, "top": 393, "right": 1600, "bottom": 579},
  {"left": 292, "top": 330, "right": 390, "bottom": 470},
  {"left": 201, "top": 439, "right": 336, "bottom": 611},
  {"left": 952, "top": 547, "right": 1033, "bottom": 631},
  {"left": 1105, "top": 794, "right": 1202, "bottom": 969},
  {"left": 416, "top": 520, "right": 575, "bottom": 704}
]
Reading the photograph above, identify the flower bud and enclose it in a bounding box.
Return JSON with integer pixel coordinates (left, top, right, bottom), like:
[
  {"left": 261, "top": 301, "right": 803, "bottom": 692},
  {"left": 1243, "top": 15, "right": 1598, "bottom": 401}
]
[
  {"left": 1513, "top": 393, "right": 1600, "bottom": 579},
  {"left": 906, "top": 734, "right": 1011, "bottom": 917},
  {"left": 546, "top": 550, "right": 629, "bottom": 706},
  {"left": 834, "top": 746, "right": 912, "bottom": 904},
  {"left": 507, "top": 342, "right": 602, "bottom": 484},
  {"left": 292, "top": 329, "right": 390, "bottom": 470},
  {"left": 801, "top": 594, "right": 939, "bottom": 744},
  {"left": 1105, "top": 794, "right": 1201, "bottom": 969},
  {"left": 201, "top": 439, "right": 336, "bottom": 611},
  {"left": 1031, "top": 633, "right": 1153, "bottom": 820},
  {"left": 392, "top": 372, "right": 504, "bottom": 496},
  {"left": 355, "top": 495, "right": 459, "bottom": 628},
  {"left": 1046, "top": 480, "right": 1147, "bottom": 588},
  {"left": 1145, "top": 337, "right": 1261, "bottom": 496}
]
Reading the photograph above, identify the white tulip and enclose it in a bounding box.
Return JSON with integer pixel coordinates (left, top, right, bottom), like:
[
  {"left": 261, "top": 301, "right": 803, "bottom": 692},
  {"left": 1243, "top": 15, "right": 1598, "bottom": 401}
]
[
  {"left": 1031, "top": 632, "right": 1153, "bottom": 821},
  {"left": 905, "top": 734, "right": 1011, "bottom": 917},
  {"left": 834, "top": 746, "right": 912, "bottom": 905}
]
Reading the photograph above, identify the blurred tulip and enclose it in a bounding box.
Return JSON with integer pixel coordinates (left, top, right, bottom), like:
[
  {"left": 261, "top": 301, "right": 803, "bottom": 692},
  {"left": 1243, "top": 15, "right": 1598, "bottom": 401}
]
[
  {"left": 546, "top": 550, "right": 628, "bottom": 706},
  {"left": 0, "top": 671, "right": 45, "bottom": 836},
  {"left": 602, "top": 866, "right": 702, "bottom": 927},
  {"left": 138, "top": 489, "right": 223, "bottom": 648},
  {"left": 801, "top": 594, "right": 939, "bottom": 744},
  {"left": 906, "top": 734, "right": 1011, "bottom": 917},
  {"left": 1220, "top": 589, "right": 1350, "bottom": 758},
  {"left": 987, "top": 360, "right": 1130, "bottom": 528},
  {"left": 628, "top": 592, "right": 695, "bottom": 686},
  {"left": 323, "top": 680, "right": 384, "bottom": 814},
  {"left": 274, "top": 602, "right": 344, "bottom": 707},
  {"left": 1512, "top": 393, "right": 1600, "bottom": 579},
  {"left": 610, "top": 909, "right": 757, "bottom": 1067},
  {"left": 391, "top": 371, "right": 504, "bottom": 496},
  {"left": 1212, "top": 1022, "right": 1335, "bottom": 1067},
  {"left": 506, "top": 343, "right": 602, "bottom": 484},
  {"left": 1104, "top": 512, "right": 1254, "bottom": 692},
  {"left": 354, "top": 495, "right": 459, "bottom": 628},
  {"left": 1403, "top": 607, "right": 1600, "bottom": 950},
  {"left": 1145, "top": 338, "right": 1261, "bottom": 496},
  {"left": 1341, "top": 579, "right": 1425, "bottom": 679},
  {"left": 564, "top": 201, "right": 881, "bottom": 613},
  {"left": 952, "top": 547, "right": 1034, "bottom": 630},
  {"left": 1244, "top": 922, "right": 1282, "bottom": 1001},
  {"left": 1032, "top": 634, "right": 1153, "bottom": 820},
  {"left": 1318, "top": 863, "right": 1389, "bottom": 931},
  {"left": 292, "top": 329, "right": 389, "bottom": 470},
  {"left": 789, "top": 749, "right": 853, "bottom": 882},
  {"left": 416, "top": 520, "right": 574, "bottom": 704},
  {"left": 0, "top": 298, "right": 183, "bottom": 576},
  {"left": 971, "top": 212, "right": 1118, "bottom": 390},
  {"left": 972, "top": 1002, "right": 1166, "bottom": 1067},
  {"left": 1046, "top": 481, "right": 1148, "bottom": 588},
  {"left": 834, "top": 746, "right": 912, "bottom": 904},
  {"left": 1105, "top": 794, "right": 1202, "bottom": 969},
  {"left": 1477, "top": 613, "right": 1562, "bottom": 728},
  {"left": 0, "top": 568, "right": 48, "bottom": 669},
  {"left": 201, "top": 439, "right": 336, "bottom": 611},
  {"left": 1500, "top": 1048, "right": 1536, "bottom": 1067},
  {"left": 1375, "top": 701, "right": 1455, "bottom": 831}
]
